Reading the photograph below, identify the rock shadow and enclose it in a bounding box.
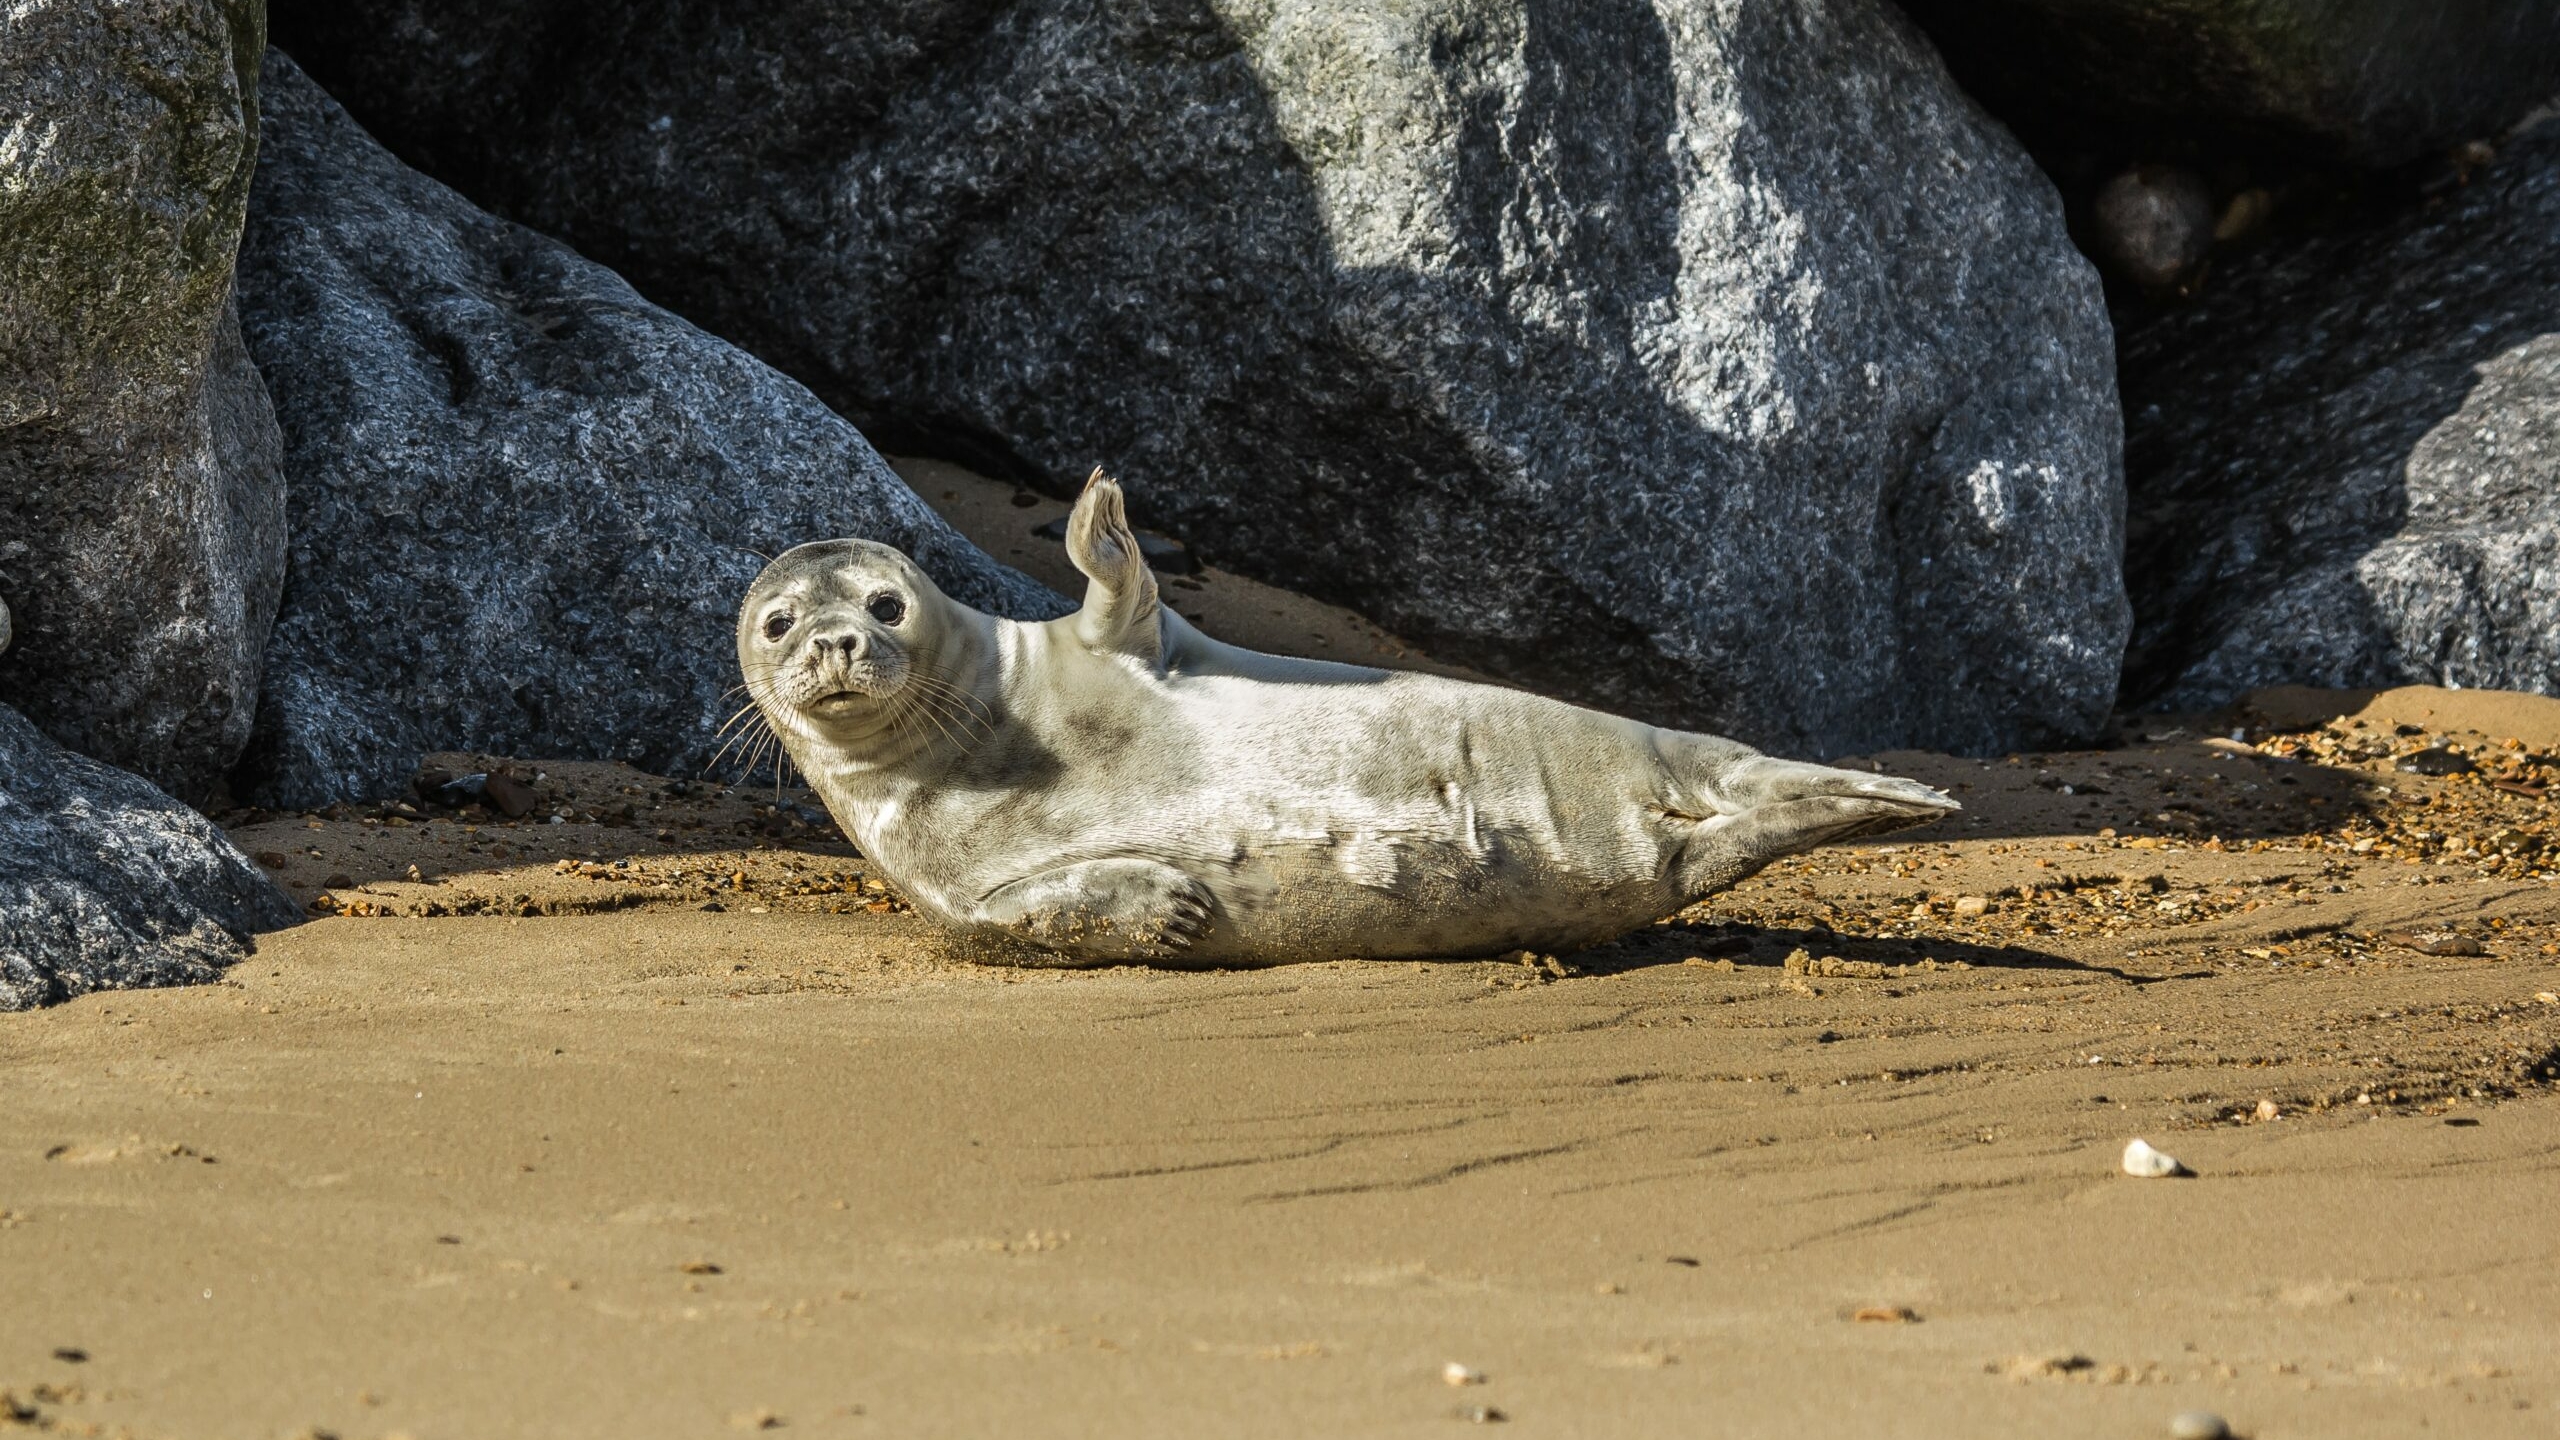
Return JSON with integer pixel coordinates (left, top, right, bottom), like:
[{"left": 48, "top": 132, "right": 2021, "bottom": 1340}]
[
  {"left": 1868, "top": 735, "right": 2394, "bottom": 844},
  {"left": 2115, "top": 125, "right": 2560, "bottom": 710},
  {"left": 1564, "top": 917, "right": 2188, "bottom": 985}
]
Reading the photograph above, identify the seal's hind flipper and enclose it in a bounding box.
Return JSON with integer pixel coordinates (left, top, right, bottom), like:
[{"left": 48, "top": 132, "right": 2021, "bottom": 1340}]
[
  {"left": 1671, "top": 757, "right": 1960, "bottom": 898},
  {"left": 1065, "top": 468, "right": 1164, "bottom": 666}
]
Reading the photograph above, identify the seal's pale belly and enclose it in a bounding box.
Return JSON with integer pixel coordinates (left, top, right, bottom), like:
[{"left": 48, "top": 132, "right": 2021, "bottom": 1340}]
[{"left": 841, "top": 645, "right": 1706, "bottom": 962}]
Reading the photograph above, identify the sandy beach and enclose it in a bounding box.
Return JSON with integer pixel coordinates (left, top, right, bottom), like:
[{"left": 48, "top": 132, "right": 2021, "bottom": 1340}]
[
  {"left": 15, "top": 10, "right": 2560, "bottom": 1438},
  {"left": 5, "top": 471, "right": 2557, "bottom": 1437}
]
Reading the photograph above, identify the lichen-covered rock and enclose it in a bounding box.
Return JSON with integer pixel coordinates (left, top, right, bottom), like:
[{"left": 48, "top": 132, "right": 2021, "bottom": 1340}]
[
  {"left": 231, "top": 54, "right": 1061, "bottom": 809},
  {"left": 0, "top": 0, "right": 287, "bottom": 805},
  {"left": 1899, "top": 0, "right": 2560, "bottom": 168},
  {"left": 0, "top": 704, "right": 299, "bottom": 1011},
  {"left": 2121, "top": 121, "right": 2560, "bottom": 709},
  {"left": 268, "top": 0, "right": 2126, "bottom": 759}
]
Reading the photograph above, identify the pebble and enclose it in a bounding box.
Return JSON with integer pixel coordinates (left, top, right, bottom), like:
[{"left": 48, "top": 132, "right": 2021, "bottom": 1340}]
[
  {"left": 2381, "top": 930, "right": 2486, "bottom": 957},
  {"left": 2121, "top": 1138, "right": 2189, "bottom": 1178},
  {"left": 1952, "top": 895, "right": 1989, "bottom": 918},
  {"left": 2395, "top": 747, "right": 2476, "bottom": 776},
  {"left": 2090, "top": 164, "right": 2214, "bottom": 287},
  {"left": 1453, "top": 1405, "right": 1506, "bottom": 1424},
  {"left": 1442, "top": 1362, "right": 1485, "bottom": 1387},
  {"left": 2168, "top": 1409, "right": 2230, "bottom": 1440},
  {"left": 482, "top": 771, "right": 538, "bottom": 817},
  {"left": 2254, "top": 1098, "right": 2279, "bottom": 1122},
  {"left": 2213, "top": 187, "right": 2273, "bottom": 242}
]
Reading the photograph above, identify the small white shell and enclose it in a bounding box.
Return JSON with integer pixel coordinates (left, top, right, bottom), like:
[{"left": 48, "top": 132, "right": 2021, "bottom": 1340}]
[
  {"left": 2169, "top": 1409, "right": 2231, "bottom": 1440},
  {"left": 1442, "top": 1362, "right": 1485, "bottom": 1387},
  {"left": 2122, "top": 1138, "right": 2188, "bottom": 1178}
]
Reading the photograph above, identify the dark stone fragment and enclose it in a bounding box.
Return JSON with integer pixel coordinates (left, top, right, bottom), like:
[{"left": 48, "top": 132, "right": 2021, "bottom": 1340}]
[
  {"left": 481, "top": 772, "right": 537, "bottom": 819},
  {"left": 2396, "top": 748, "right": 2476, "bottom": 777}
]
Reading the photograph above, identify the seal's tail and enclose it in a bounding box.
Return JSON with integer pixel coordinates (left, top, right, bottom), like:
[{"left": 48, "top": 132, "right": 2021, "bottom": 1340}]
[{"left": 1673, "top": 755, "right": 1960, "bottom": 897}]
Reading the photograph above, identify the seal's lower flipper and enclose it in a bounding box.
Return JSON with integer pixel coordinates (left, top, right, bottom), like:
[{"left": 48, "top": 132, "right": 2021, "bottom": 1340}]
[
  {"left": 1065, "top": 469, "right": 1163, "bottom": 667},
  {"left": 973, "top": 857, "right": 1214, "bottom": 960},
  {"left": 1673, "top": 758, "right": 1959, "bottom": 897},
  {"left": 1701, "top": 755, "right": 1957, "bottom": 814}
]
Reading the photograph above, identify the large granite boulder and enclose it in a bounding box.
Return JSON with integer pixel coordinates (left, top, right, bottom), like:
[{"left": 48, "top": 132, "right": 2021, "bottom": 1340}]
[
  {"left": 0, "top": 0, "right": 287, "bottom": 805},
  {"left": 267, "top": 0, "right": 2126, "bottom": 759},
  {"left": 0, "top": 703, "right": 299, "bottom": 1011},
  {"left": 2120, "top": 121, "right": 2560, "bottom": 709},
  {"left": 1898, "top": 1, "right": 2560, "bottom": 168},
  {"left": 232, "top": 54, "right": 1062, "bottom": 810}
]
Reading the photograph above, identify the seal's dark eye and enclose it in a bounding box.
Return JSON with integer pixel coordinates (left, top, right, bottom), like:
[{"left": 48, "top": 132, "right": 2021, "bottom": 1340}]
[
  {"left": 868, "top": 593, "right": 907, "bottom": 626},
  {"left": 762, "top": 611, "right": 794, "bottom": 641}
]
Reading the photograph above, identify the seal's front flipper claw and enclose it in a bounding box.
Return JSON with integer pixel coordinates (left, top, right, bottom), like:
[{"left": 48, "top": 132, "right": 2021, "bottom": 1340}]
[
  {"left": 973, "top": 857, "right": 1215, "bottom": 963},
  {"left": 1065, "top": 468, "right": 1163, "bottom": 666}
]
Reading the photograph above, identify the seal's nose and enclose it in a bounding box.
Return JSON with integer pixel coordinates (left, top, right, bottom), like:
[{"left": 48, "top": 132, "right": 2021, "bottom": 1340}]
[{"left": 810, "top": 627, "right": 868, "bottom": 660}]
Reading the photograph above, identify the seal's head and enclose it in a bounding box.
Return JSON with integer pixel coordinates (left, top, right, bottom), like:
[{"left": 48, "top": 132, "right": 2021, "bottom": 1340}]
[{"left": 737, "top": 539, "right": 951, "bottom": 738}]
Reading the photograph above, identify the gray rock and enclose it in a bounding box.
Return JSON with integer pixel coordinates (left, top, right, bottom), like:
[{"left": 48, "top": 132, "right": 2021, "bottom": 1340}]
[
  {"left": 267, "top": 0, "right": 2127, "bottom": 759},
  {"left": 2121, "top": 122, "right": 2560, "bottom": 708},
  {"left": 1899, "top": 0, "right": 2560, "bottom": 168},
  {"left": 0, "top": 703, "right": 300, "bottom": 1011},
  {"left": 0, "top": 0, "right": 287, "bottom": 805},
  {"left": 231, "top": 54, "right": 1062, "bottom": 809}
]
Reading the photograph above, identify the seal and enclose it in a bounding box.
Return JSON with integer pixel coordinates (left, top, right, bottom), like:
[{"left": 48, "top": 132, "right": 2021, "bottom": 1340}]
[{"left": 737, "top": 473, "right": 1959, "bottom": 964}]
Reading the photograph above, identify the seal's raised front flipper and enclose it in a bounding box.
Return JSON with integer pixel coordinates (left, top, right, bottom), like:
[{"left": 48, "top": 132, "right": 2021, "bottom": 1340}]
[
  {"left": 1065, "top": 469, "right": 1163, "bottom": 667},
  {"left": 1671, "top": 756, "right": 1960, "bottom": 898}
]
